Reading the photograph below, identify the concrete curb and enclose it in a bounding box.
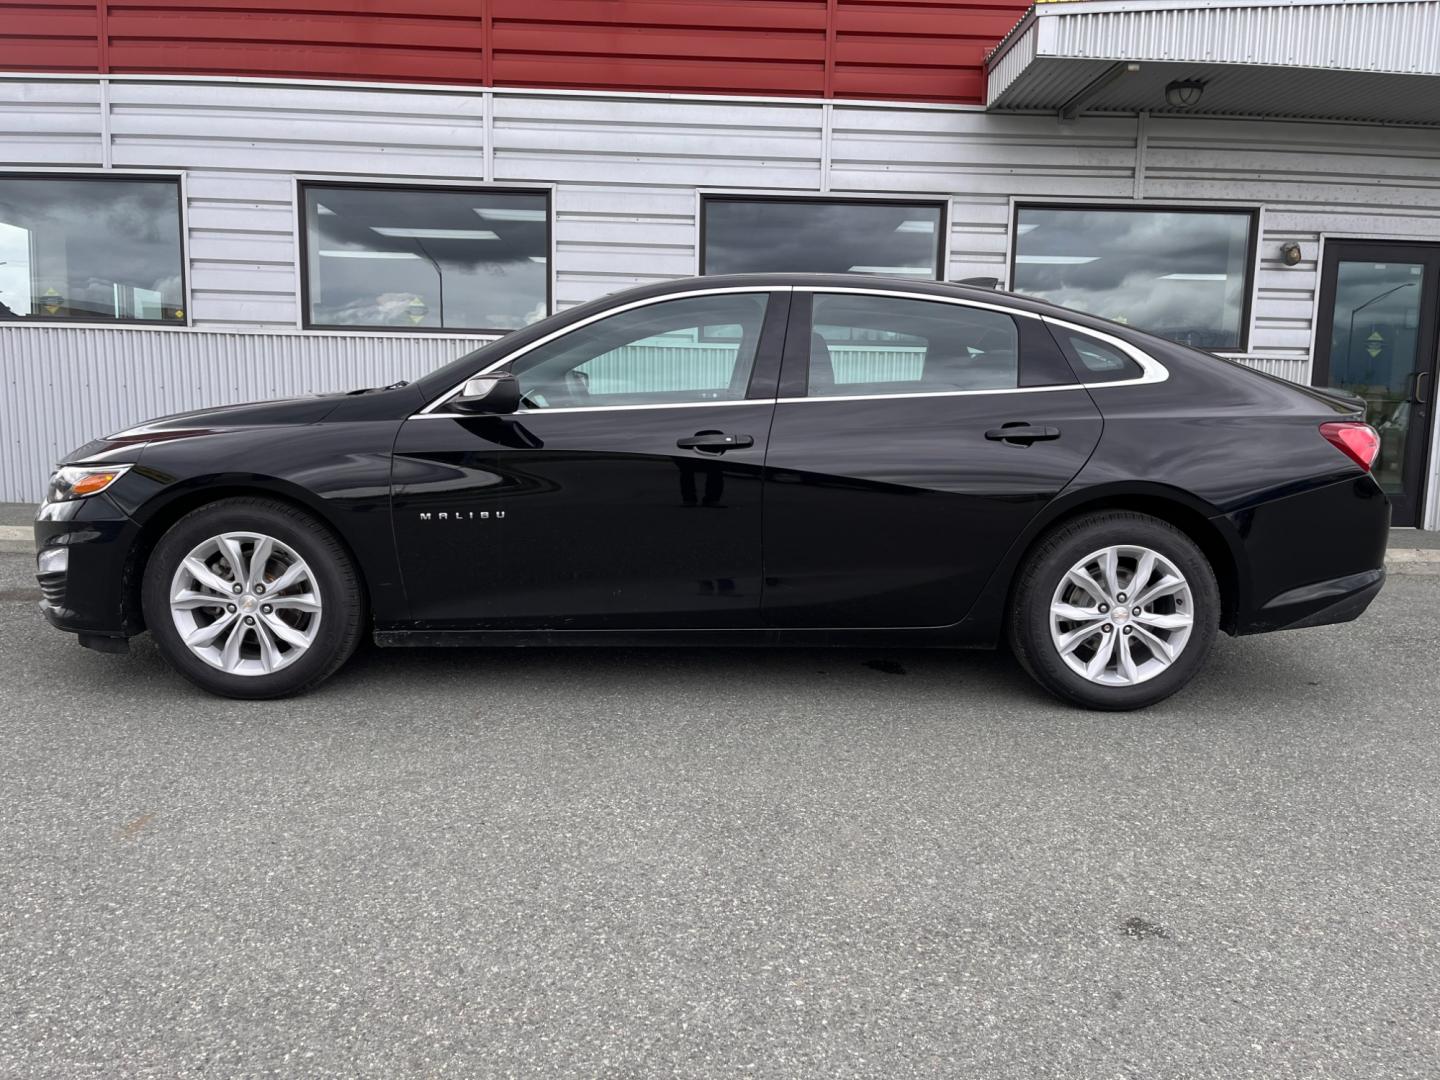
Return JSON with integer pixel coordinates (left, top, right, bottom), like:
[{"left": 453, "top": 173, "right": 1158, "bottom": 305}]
[
  {"left": 1, "top": 524, "right": 32, "bottom": 554},
  {"left": 1384, "top": 548, "right": 1440, "bottom": 574},
  {"left": 6, "top": 523, "right": 1440, "bottom": 574}
]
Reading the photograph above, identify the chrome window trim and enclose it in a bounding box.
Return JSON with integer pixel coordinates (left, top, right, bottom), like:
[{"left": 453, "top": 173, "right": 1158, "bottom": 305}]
[
  {"left": 774, "top": 385, "right": 1088, "bottom": 405},
  {"left": 515, "top": 398, "right": 769, "bottom": 417},
  {"left": 411, "top": 282, "right": 1168, "bottom": 419}
]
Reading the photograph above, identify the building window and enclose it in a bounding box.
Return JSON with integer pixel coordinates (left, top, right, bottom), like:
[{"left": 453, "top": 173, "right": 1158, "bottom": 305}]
[
  {"left": 1011, "top": 205, "right": 1256, "bottom": 351},
  {"left": 301, "top": 184, "right": 550, "bottom": 334},
  {"left": 0, "top": 175, "right": 185, "bottom": 324},
  {"left": 702, "top": 197, "right": 945, "bottom": 279}
]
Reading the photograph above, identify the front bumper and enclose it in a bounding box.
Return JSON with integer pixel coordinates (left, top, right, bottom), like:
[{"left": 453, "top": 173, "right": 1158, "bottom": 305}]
[{"left": 34, "top": 494, "right": 144, "bottom": 641}]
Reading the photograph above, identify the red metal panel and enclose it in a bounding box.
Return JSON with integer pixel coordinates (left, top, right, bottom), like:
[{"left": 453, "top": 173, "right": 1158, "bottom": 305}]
[
  {"left": 493, "top": 0, "right": 828, "bottom": 95},
  {"left": 0, "top": 0, "right": 1031, "bottom": 104},
  {"left": 104, "top": 0, "right": 484, "bottom": 81},
  {"left": 833, "top": 0, "right": 1030, "bottom": 103},
  {"left": 109, "top": 42, "right": 486, "bottom": 82},
  {"left": 107, "top": 12, "right": 488, "bottom": 52},
  {"left": 0, "top": 1, "right": 101, "bottom": 72},
  {"left": 493, "top": 0, "right": 829, "bottom": 33},
  {"left": 494, "top": 53, "right": 826, "bottom": 96}
]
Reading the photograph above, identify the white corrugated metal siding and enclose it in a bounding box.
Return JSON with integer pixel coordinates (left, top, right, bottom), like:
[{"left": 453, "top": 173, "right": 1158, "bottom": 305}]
[
  {"left": 1, "top": 327, "right": 491, "bottom": 501},
  {"left": 829, "top": 105, "right": 1140, "bottom": 287},
  {"left": 108, "top": 81, "right": 488, "bottom": 328},
  {"left": 496, "top": 93, "right": 823, "bottom": 307},
  {"left": 0, "top": 80, "right": 102, "bottom": 166}
]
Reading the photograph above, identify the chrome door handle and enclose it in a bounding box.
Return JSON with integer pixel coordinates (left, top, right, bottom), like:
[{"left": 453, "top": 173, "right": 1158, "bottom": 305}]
[{"left": 1414, "top": 370, "right": 1430, "bottom": 405}]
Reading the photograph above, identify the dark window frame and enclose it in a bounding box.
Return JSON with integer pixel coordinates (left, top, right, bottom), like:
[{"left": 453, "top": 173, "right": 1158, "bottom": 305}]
[
  {"left": 0, "top": 170, "right": 188, "bottom": 328},
  {"left": 699, "top": 194, "right": 948, "bottom": 280},
  {"left": 297, "top": 180, "right": 553, "bottom": 336},
  {"left": 1008, "top": 202, "right": 1261, "bottom": 353}
]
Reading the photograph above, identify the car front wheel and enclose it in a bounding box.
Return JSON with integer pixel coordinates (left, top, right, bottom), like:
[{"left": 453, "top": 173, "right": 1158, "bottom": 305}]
[
  {"left": 1008, "top": 511, "right": 1220, "bottom": 711},
  {"left": 141, "top": 497, "right": 364, "bottom": 699}
]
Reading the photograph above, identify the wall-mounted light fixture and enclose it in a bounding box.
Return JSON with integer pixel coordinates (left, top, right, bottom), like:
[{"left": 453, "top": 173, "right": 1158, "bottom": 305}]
[
  {"left": 1280, "top": 242, "right": 1303, "bottom": 267},
  {"left": 1164, "top": 79, "right": 1206, "bottom": 108}
]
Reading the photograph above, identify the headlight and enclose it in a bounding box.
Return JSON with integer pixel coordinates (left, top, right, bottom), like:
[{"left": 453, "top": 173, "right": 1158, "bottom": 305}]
[{"left": 47, "top": 463, "right": 132, "bottom": 502}]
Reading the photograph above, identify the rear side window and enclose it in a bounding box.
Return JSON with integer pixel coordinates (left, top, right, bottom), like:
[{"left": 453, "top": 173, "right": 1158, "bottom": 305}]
[
  {"left": 806, "top": 293, "right": 1019, "bottom": 397},
  {"left": 1060, "top": 331, "right": 1143, "bottom": 383}
]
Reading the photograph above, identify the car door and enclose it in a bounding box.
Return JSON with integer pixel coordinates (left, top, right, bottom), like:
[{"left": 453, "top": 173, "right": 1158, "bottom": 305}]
[
  {"left": 391, "top": 288, "right": 789, "bottom": 629},
  {"left": 760, "top": 288, "right": 1104, "bottom": 628}
]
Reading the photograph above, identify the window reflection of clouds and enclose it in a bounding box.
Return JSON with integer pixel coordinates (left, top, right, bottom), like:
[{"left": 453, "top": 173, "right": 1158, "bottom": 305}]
[
  {"left": 303, "top": 186, "right": 549, "bottom": 333},
  {"left": 0, "top": 177, "right": 183, "bottom": 322},
  {"left": 1330, "top": 261, "right": 1423, "bottom": 395},
  {"left": 1013, "top": 208, "right": 1253, "bottom": 349},
  {"left": 703, "top": 199, "right": 944, "bottom": 278}
]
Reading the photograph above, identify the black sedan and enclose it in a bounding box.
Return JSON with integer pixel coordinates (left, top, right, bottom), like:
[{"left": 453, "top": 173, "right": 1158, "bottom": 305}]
[{"left": 34, "top": 274, "right": 1389, "bottom": 709}]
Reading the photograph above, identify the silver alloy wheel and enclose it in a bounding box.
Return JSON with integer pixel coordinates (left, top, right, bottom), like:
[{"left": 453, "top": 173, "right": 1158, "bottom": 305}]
[
  {"left": 168, "top": 531, "right": 322, "bottom": 676},
  {"left": 1048, "top": 544, "right": 1194, "bottom": 687}
]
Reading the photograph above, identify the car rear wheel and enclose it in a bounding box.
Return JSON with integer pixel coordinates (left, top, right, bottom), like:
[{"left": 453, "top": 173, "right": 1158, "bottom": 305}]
[
  {"left": 1008, "top": 511, "right": 1219, "bottom": 710},
  {"left": 141, "top": 497, "right": 364, "bottom": 699}
]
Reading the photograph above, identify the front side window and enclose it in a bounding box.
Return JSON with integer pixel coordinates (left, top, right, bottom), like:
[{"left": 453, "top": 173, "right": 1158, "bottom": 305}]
[
  {"left": 806, "top": 293, "right": 1019, "bottom": 397},
  {"left": 702, "top": 198, "right": 944, "bottom": 279},
  {"left": 0, "top": 175, "right": 184, "bottom": 324},
  {"left": 511, "top": 292, "right": 769, "bottom": 409},
  {"left": 302, "top": 184, "right": 549, "bottom": 333},
  {"left": 1011, "top": 206, "right": 1255, "bottom": 350}
]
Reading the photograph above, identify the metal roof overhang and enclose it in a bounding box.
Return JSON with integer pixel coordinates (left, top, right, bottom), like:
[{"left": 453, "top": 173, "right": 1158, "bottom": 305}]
[{"left": 987, "top": 0, "right": 1440, "bottom": 126}]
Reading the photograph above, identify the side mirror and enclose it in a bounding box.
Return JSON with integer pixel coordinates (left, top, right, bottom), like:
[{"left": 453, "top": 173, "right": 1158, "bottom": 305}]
[{"left": 450, "top": 371, "right": 521, "bottom": 415}]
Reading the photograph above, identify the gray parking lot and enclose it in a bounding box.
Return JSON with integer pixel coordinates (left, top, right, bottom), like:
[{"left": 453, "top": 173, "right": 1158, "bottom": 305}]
[{"left": 2, "top": 544, "right": 1439, "bottom": 1079}]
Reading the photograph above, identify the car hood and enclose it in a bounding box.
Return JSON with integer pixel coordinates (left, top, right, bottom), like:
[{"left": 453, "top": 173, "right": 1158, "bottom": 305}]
[
  {"left": 118, "top": 394, "right": 343, "bottom": 436},
  {"left": 62, "top": 395, "right": 344, "bottom": 465}
]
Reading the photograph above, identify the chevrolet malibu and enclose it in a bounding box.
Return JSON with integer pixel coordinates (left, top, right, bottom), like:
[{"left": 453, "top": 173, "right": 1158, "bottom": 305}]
[{"left": 34, "top": 274, "right": 1389, "bottom": 709}]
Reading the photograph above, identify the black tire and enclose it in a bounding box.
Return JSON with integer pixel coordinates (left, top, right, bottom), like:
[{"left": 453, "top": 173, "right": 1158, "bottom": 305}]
[
  {"left": 141, "top": 497, "right": 365, "bottom": 699},
  {"left": 1007, "top": 511, "right": 1220, "bottom": 711}
]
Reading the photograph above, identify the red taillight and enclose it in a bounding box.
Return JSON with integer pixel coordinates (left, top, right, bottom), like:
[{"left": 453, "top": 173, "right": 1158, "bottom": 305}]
[{"left": 1320, "top": 421, "right": 1380, "bottom": 472}]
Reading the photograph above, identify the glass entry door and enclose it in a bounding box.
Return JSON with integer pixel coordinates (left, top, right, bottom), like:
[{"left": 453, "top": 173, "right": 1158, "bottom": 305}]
[{"left": 1313, "top": 242, "right": 1440, "bottom": 527}]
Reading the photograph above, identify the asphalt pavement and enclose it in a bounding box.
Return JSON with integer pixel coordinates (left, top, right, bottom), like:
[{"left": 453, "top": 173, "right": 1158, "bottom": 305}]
[{"left": 2, "top": 547, "right": 1439, "bottom": 1079}]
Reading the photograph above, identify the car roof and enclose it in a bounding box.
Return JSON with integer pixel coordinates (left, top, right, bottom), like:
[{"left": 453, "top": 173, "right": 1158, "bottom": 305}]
[{"left": 628, "top": 272, "right": 1123, "bottom": 328}]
